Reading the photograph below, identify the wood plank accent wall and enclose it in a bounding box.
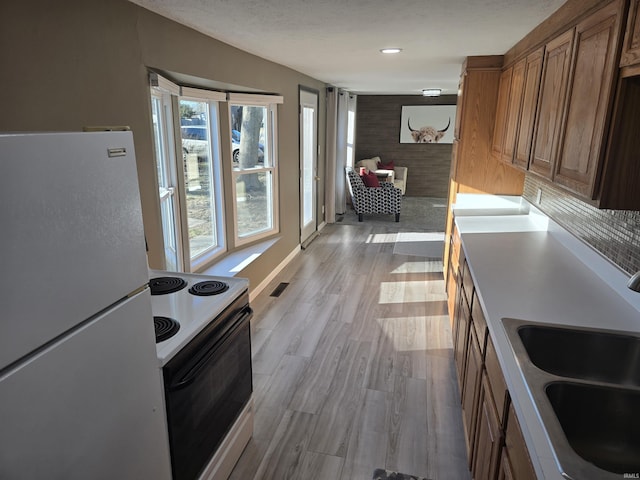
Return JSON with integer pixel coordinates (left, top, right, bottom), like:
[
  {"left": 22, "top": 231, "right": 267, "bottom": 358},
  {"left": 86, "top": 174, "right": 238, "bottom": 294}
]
[{"left": 355, "top": 94, "right": 457, "bottom": 197}]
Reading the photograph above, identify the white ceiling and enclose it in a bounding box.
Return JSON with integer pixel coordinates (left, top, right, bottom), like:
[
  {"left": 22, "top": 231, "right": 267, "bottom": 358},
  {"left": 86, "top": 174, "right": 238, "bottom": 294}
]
[{"left": 129, "top": 0, "right": 566, "bottom": 95}]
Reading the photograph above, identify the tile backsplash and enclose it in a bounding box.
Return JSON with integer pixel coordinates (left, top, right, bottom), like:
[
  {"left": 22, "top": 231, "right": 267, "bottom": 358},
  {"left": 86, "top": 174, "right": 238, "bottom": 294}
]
[{"left": 523, "top": 175, "right": 640, "bottom": 276}]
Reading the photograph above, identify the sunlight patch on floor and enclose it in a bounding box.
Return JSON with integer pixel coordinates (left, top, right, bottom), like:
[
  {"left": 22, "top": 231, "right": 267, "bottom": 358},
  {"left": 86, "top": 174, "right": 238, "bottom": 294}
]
[
  {"left": 379, "top": 280, "right": 447, "bottom": 304},
  {"left": 374, "top": 314, "right": 450, "bottom": 352},
  {"left": 366, "top": 233, "right": 397, "bottom": 244},
  {"left": 391, "top": 260, "right": 443, "bottom": 274}
]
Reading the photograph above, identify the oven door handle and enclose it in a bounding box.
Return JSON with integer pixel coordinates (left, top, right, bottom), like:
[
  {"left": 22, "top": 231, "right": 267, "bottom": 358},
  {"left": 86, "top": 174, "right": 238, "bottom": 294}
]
[{"left": 169, "top": 306, "right": 253, "bottom": 391}]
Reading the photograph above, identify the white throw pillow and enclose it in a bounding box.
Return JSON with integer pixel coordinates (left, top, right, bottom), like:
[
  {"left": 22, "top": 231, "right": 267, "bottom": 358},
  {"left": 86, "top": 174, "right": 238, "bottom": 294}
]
[{"left": 356, "top": 157, "right": 381, "bottom": 173}]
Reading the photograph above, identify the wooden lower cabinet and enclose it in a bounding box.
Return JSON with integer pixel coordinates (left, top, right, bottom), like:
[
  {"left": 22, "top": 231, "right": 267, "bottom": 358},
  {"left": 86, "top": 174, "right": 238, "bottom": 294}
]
[
  {"left": 453, "top": 285, "right": 470, "bottom": 393},
  {"left": 502, "top": 403, "right": 537, "bottom": 480},
  {"left": 485, "top": 334, "right": 508, "bottom": 426},
  {"left": 446, "top": 225, "right": 462, "bottom": 322},
  {"left": 497, "top": 448, "right": 515, "bottom": 480},
  {"left": 461, "top": 324, "right": 483, "bottom": 466},
  {"left": 452, "top": 264, "right": 538, "bottom": 480},
  {"left": 472, "top": 374, "right": 502, "bottom": 480}
]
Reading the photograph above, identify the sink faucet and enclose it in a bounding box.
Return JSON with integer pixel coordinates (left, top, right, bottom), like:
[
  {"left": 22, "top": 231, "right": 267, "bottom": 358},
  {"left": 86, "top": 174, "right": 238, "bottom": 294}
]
[{"left": 627, "top": 271, "right": 640, "bottom": 291}]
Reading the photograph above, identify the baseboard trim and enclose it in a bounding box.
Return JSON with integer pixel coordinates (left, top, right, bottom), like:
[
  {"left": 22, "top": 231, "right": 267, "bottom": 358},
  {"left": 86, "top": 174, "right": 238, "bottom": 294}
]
[{"left": 249, "top": 245, "right": 301, "bottom": 302}]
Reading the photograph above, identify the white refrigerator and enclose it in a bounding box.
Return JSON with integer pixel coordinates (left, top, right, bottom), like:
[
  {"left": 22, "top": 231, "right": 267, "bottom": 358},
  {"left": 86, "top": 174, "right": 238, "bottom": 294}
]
[{"left": 0, "top": 132, "right": 172, "bottom": 480}]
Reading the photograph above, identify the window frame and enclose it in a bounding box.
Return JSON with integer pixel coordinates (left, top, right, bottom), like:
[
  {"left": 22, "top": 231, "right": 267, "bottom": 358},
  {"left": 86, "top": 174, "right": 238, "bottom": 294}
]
[
  {"left": 150, "top": 75, "right": 185, "bottom": 272},
  {"left": 228, "top": 94, "right": 283, "bottom": 247},
  {"left": 178, "top": 92, "right": 227, "bottom": 271}
]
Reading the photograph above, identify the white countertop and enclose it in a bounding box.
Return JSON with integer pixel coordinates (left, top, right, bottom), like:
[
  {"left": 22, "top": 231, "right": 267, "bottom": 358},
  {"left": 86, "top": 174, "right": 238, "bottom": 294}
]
[{"left": 452, "top": 194, "right": 640, "bottom": 480}]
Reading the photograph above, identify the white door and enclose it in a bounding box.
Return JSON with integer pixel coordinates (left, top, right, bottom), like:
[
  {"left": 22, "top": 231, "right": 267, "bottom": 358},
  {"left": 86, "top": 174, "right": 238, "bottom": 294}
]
[
  {"left": 151, "top": 93, "right": 183, "bottom": 272},
  {"left": 300, "top": 88, "right": 318, "bottom": 244}
]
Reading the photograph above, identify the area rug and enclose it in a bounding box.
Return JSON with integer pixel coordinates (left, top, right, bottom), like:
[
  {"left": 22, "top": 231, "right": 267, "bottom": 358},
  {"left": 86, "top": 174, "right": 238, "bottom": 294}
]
[
  {"left": 393, "top": 231, "right": 444, "bottom": 259},
  {"left": 372, "top": 468, "right": 431, "bottom": 480}
]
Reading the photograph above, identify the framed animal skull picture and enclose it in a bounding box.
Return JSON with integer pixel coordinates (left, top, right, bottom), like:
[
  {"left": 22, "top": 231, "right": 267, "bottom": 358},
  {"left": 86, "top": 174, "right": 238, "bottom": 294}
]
[{"left": 400, "top": 105, "right": 456, "bottom": 144}]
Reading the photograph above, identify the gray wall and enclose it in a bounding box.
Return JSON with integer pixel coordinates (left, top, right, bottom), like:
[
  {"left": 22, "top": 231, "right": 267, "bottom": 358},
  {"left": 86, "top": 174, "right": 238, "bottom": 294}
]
[
  {"left": 355, "top": 95, "right": 456, "bottom": 197},
  {"left": 0, "top": 0, "right": 327, "bottom": 290}
]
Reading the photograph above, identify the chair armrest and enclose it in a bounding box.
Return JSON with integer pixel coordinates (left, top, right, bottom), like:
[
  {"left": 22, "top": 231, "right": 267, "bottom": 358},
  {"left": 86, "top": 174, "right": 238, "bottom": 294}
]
[{"left": 395, "top": 166, "right": 407, "bottom": 180}]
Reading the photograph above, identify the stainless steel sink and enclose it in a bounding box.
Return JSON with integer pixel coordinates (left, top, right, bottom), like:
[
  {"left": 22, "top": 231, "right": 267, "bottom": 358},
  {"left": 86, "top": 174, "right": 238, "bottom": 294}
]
[
  {"left": 545, "top": 382, "right": 640, "bottom": 474},
  {"left": 517, "top": 324, "right": 640, "bottom": 386},
  {"left": 502, "top": 318, "right": 640, "bottom": 479}
]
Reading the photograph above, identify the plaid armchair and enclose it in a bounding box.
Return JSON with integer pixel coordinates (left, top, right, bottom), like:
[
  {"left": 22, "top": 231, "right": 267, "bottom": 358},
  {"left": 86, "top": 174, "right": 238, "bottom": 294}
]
[{"left": 346, "top": 168, "right": 402, "bottom": 222}]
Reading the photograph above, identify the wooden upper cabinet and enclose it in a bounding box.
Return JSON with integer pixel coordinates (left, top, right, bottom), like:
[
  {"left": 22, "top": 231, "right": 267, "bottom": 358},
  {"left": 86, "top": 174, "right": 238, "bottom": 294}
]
[
  {"left": 493, "top": 47, "right": 543, "bottom": 170},
  {"left": 621, "top": 0, "right": 640, "bottom": 67},
  {"left": 502, "top": 59, "right": 526, "bottom": 163},
  {"left": 513, "top": 48, "right": 544, "bottom": 170},
  {"left": 554, "top": 0, "right": 624, "bottom": 198},
  {"left": 491, "top": 67, "right": 512, "bottom": 158},
  {"left": 529, "top": 29, "right": 574, "bottom": 179}
]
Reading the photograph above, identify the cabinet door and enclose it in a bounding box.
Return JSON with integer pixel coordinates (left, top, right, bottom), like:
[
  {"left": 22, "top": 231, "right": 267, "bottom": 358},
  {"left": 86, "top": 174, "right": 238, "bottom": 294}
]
[
  {"left": 554, "top": 0, "right": 624, "bottom": 198},
  {"left": 504, "top": 403, "right": 537, "bottom": 480},
  {"left": 461, "top": 325, "right": 483, "bottom": 466},
  {"left": 485, "top": 334, "right": 508, "bottom": 426},
  {"left": 472, "top": 374, "right": 502, "bottom": 480},
  {"left": 491, "top": 67, "right": 512, "bottom": 158},
  {"left": 502, "top": 59, "right": 526, "bottom": 163},
  {"left": 513, "top": 48, "right": 544, "bottom": 170},
  {"left": 529, "top": 29, "right": 574, "bottom": 179},
  {"left": 453, "top": 288, "right": 470, "bottom": 393},
  {"left": 497, "top": 449, "right": 515, "bottom": 480},
  {"left": 621, "top": 0, "right": 640, "bottom": 67}
]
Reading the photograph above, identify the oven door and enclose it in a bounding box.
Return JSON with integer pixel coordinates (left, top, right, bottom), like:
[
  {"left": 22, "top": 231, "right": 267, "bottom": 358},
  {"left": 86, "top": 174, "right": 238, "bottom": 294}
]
[{"left": 162, "top": 292, "right": 252, "bottom": 480}]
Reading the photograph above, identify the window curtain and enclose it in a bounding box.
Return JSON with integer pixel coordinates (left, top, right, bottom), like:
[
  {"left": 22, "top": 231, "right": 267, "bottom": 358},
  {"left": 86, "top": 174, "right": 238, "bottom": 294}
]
[{"left": 325, "top": 87, "right": 354, "bottom": 221}]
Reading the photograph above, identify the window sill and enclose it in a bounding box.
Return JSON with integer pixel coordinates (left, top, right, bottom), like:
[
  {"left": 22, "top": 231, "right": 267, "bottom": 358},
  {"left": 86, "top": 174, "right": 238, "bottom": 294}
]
[{"left": 199, "top": 237, "right": 280, "bottom": 277}]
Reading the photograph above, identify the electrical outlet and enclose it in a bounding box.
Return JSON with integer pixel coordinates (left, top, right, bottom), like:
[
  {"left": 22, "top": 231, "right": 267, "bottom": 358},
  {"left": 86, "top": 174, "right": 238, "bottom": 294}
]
[{"left": 536, "top": 188, "right": 543, "bottom": 204}]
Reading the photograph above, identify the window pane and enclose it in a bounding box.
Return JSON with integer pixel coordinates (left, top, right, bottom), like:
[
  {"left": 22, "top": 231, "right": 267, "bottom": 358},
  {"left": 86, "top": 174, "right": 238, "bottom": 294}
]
[
  {"left": 180, "top": 100, "right": 217, "bottom": 259},
  {"left": 231, "top": 105, "right": 267, "bottom": 168},
  {"left": 235, "top": 171, "right": 273, "bottom": 237},
  {"left": 302, "top": 106, "right": 314, "bottom": 225}
]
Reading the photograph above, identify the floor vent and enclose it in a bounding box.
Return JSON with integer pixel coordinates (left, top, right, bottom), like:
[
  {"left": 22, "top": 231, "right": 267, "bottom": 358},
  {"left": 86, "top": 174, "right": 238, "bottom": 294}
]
[{"left": 270, "top": 282, "right": 290, "bottom": 297}]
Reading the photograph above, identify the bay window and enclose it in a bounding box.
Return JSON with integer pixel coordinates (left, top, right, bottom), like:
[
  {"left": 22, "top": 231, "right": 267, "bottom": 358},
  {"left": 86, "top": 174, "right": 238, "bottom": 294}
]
[{"left": 150, "top": 74, "right": 283, "bottom": 272}]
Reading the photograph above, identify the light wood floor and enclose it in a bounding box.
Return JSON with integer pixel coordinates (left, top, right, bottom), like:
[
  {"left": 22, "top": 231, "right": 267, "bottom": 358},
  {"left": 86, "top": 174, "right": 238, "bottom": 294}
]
[{"left": 229, "top": 221, "right": 471, "bottom": 480}]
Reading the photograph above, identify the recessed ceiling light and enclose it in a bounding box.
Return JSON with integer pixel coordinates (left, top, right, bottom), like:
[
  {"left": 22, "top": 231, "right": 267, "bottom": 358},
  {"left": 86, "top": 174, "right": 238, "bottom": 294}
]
[
  {"left": 380, "top": 48, "right": 402, "bottom": 54},
  {"left": 422, "top": 88, "right": 442, "bottom": 97}
]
